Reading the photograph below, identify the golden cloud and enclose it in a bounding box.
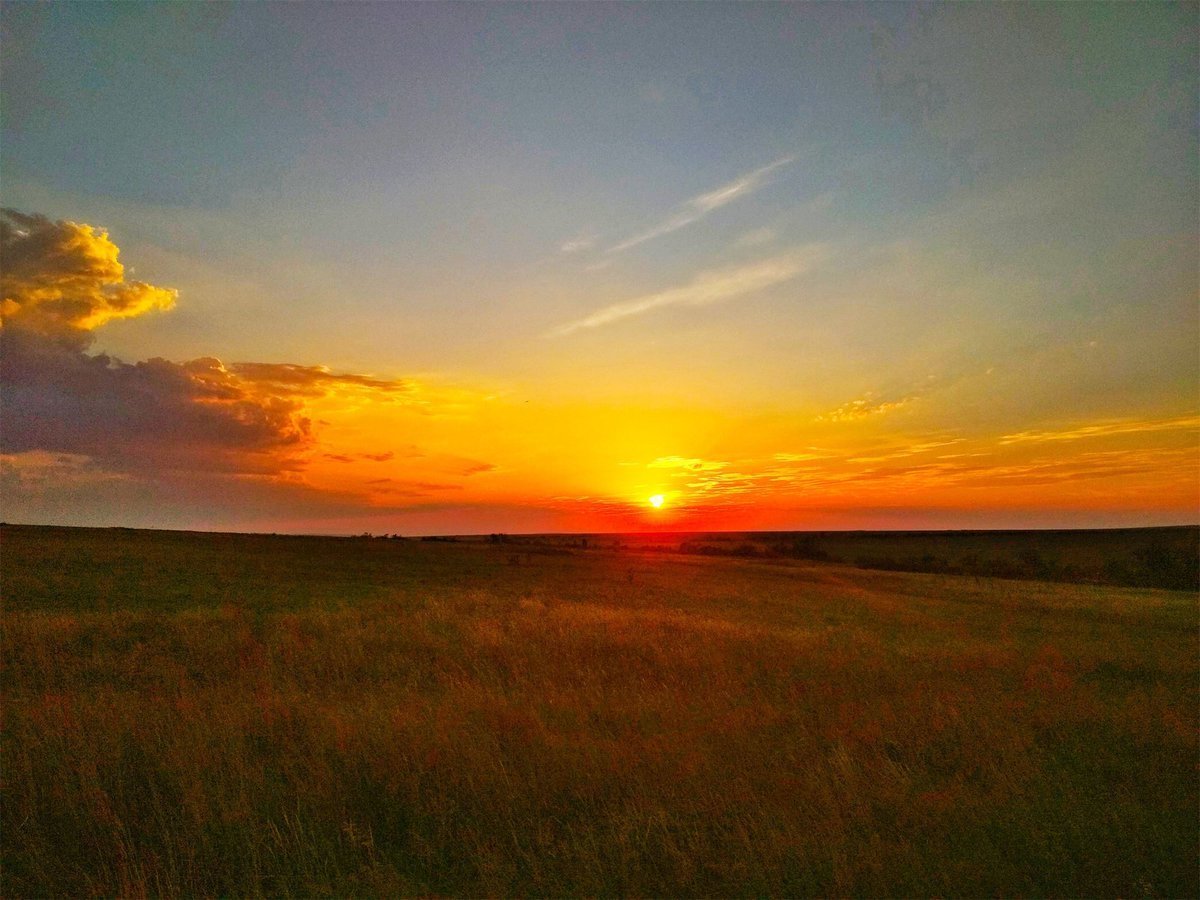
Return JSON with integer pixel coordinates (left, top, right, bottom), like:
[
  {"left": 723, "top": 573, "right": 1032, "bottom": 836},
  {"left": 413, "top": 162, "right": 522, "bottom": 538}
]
[
  {"left": 0, "top": 209, "right": 177, "bottom": 347},
  {"left": 0, "top": 210, "right": 442, "bottom": 481},
  {"left": 230, "top": 362, "right": 411, "bottom": 396},
  {"left": 998, "top": 415, "right": 1200, "bottom": 445},
  {"left": 816, "top": 393, "right": 919, "bottom": 423}
]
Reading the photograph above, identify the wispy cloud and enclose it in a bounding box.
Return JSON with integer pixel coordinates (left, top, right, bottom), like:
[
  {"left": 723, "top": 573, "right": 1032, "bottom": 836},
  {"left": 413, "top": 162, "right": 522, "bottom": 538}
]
[
  {"left": 607, "top": 156, "right": 794, "bottom": 253},
  {"left": 231, "top": 363, "right": 410, "bottom": 396},
  {"left": 648, "top": 455, "right": 727, "bottom": 472},
  {"left": 323, "top": 451, "right": 396, "bottom": 464},
  {"left": 551, "top": 246, "right": 825, "bottom": 336},
  {"left": 773, "top": 449, "right": 835, "bottom": 463},
  {"left": 998, "top": 415, "right": 1200, "bottom": 446},
  {"left": 559, "top": 231, "right": 596, "bottom": 253},
  {"left": 846, "top": 439, "right": 963, "bottom": 464}
]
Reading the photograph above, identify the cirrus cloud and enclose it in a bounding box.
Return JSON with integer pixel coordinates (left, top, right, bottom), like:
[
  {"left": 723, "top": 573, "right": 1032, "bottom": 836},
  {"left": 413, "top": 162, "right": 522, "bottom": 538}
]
[
  {"left": 607, "top": 156, "right": 795, "bottom": 254},
  {"left": 550, "top": 245, "right": 827, "bottom": 336}
]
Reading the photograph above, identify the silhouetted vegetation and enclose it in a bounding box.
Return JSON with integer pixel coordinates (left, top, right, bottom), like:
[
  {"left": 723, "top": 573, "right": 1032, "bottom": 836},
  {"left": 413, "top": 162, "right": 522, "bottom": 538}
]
[
  {"left": 848, "top": 540, "right": 1197, "bottom": 591},
  {"left": 1104, "top": 540, "right": 1200, "bottom": 591},
  {"left": 671, "top": 526, "right": 1198, "bottom": 590}
]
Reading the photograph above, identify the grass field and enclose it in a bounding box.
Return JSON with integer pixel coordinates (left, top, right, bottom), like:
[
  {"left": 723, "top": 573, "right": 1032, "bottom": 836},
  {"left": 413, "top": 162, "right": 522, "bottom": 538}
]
[{"left": 2, "top": 524, "right": 1197, "bottom": 897}]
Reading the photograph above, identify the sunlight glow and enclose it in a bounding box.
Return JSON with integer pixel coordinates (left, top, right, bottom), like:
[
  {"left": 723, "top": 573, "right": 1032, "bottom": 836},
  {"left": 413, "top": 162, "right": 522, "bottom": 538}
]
[{"left": 648, "top": 494, "right": 665, "bottom": 509}]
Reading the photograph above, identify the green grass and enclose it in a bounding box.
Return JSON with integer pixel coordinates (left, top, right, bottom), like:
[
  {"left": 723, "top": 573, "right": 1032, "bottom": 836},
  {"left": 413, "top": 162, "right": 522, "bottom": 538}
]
[{"left": 2, "top": 524, "right": 1196, "bottom": 896}]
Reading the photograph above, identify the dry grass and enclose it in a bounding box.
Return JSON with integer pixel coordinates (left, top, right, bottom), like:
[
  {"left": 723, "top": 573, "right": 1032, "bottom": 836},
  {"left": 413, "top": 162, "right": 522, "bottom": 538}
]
[{"left": 2, "top": 525, "right": 1196, "bottom": 896}]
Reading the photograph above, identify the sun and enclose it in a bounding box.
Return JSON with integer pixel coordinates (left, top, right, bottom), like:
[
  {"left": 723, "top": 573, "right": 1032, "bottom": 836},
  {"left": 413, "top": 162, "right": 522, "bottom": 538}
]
[{"left": 648, "top": 494, "right": 665, "bottom": 509}]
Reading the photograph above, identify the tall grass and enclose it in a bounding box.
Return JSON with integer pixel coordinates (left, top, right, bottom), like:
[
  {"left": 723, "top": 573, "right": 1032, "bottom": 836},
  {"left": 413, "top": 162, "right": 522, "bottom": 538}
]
[{"left": 2, "top": 526, "right": 1196, "bottom": 896}]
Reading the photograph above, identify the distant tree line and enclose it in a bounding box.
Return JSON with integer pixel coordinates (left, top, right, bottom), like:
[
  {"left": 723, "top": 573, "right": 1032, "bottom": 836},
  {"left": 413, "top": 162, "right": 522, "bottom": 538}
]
[
  {"left": 1100, "top": 541, "right": 1200, "bottom": 591},
  {"left": 679, "top": 537, "right": 830, "bottom": 561},
  {"left": 676, "top": 537, "right": 1198, "bottom": 591},
  {"left": 849, "top": 542, "right": 1198, "bottom": 591}
]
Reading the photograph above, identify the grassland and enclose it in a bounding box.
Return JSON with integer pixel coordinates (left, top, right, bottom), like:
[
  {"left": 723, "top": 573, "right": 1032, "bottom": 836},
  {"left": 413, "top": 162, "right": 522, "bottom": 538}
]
[{"left": 2, "top": 524, "right": 1197, "bottom": 897}]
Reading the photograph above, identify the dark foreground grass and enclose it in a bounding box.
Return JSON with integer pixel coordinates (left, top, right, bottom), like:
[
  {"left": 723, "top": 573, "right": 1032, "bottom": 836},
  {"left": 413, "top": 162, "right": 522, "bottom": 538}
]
[{"left": 2, "top": 525, "right": 1197, "bottom": 897}]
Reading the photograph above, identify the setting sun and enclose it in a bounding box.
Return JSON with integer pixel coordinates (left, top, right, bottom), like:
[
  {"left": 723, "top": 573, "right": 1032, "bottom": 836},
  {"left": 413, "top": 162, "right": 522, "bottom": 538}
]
[{"left": 648, "top": 494, "right": 665, "bottom": 509}]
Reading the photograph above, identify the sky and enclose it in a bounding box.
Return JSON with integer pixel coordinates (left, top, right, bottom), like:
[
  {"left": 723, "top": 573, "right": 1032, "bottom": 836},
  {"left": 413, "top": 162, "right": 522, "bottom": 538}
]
[{"left": 1, "top": 2, "right": 1197, "bottom": 535}]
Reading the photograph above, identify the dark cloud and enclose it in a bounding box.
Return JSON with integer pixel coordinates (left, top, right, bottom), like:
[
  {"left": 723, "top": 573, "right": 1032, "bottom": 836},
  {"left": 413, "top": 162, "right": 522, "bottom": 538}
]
[
  {"left": 0, "top": 454, "right": 389, "bottom": 532},
  {"left": 1, "top": 327, "right": 310, "bottom": 474},
  {"left": 0, "top": 210, "right": 399, "bottom": 477}
]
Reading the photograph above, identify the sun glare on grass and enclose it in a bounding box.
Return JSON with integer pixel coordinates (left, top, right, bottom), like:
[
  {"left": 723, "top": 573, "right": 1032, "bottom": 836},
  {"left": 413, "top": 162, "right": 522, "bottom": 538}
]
[{"left": 648, "top": 494, "right": 665, "bottom": 508}]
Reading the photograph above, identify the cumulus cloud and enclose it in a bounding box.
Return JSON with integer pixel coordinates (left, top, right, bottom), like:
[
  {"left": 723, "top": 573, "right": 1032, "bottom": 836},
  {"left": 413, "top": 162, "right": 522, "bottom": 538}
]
[
  {"left": 0, "top": 209, "right": 406, "bottom": 478},
  {"left": 607, "top": 156, "right": 794, "bottom": 254},
  {"left": 816, "top": 393, "right": 920, "bottom": 423},
  {"left": 551, "top": 246, "right": 826, "bottom": 336},
  {"left": 1, "top": 332, "right": 311, "bottom": 473},
  {"left": 0, "top": 209, "right": 177, "bottom": 349}
]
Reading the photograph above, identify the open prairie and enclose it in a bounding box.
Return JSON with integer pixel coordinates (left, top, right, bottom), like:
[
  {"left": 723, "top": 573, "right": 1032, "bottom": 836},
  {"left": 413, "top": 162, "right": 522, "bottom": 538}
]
[{"left": 2, "top": 524, "right": 1197, "bottom": 897}]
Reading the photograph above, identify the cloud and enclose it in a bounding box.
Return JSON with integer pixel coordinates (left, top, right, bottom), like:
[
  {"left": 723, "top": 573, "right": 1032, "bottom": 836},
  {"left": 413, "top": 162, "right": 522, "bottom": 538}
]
[
  {"left": 1, "top": 332, "right": 311, "bottom": 473},
  {"left": 367, "top": 479, "right": 465, "bottom": 496},
  {"left": 998, "top": 415, "right": 1200, "bottom": 446},
  {"left": 551, "top": 246, "right": 825, "bottom": 336},
  {"left": 607, "top": 156, "right": 794, "bottom": 254},
  {"left": 333, "top": 451, "right": 493, "bottom": 477},
  {"left": 323, "top": 451, "right": 400, "bottom": 463},
  {"left": 950, "top": 448, "right": 1195, "bottom": 487},
  {"left": 559, "top": 231, "right": 596, "bottom": 253},
  {"left": 361, "top": 451, "right": 396, "bottom": 462},
  {"left": 816, "top": 371, "right": 970, "bottom": 425},
  {"left": 230, "top": 362, "right": 409, "bottom": 396},
  {"left": 0, "top": 208, "right": 176, "bottom": 350},
  {"left": 845, "top": 439, "right": 963, "bottom": 464},
  {"left": 0, "top": 451, "right": 132, "bottom": 492},
  {"left": 0, "top": 451, "right": 404, "bottom": 532},
  {"left": 816, "top": 393, "right": 920, "bottom": 423},
  {"left": 773, "top": 449, "right": 835, "bottom": 463},
  {"left": 0, "top": 210, "right": 416, "bottom": 479},
  {"left": 648, "top": 456, "right": 727, "bottom": 472}
]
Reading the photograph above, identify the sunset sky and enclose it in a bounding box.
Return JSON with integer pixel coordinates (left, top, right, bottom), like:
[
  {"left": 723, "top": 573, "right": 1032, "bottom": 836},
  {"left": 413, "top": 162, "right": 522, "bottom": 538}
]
[{"left": 2, "top": 3, "right": 1197, "bottom": 534}]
